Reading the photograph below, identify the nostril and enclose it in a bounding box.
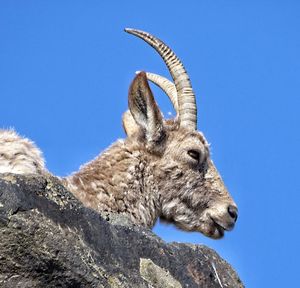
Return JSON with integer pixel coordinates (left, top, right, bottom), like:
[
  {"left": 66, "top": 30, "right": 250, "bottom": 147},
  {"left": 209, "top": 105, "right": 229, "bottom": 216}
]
[{"left": 228, "top": 205, "right": 238, "bottom": 222}]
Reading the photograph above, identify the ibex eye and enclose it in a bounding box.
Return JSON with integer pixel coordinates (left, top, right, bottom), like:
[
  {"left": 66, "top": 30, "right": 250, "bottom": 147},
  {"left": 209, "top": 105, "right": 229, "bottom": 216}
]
[{"left": 188, "top": 150, "right": 200, "bottom": 161}]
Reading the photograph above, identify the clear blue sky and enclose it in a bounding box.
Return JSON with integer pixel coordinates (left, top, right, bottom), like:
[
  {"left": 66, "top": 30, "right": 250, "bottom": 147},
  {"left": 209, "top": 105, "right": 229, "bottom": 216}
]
[{"left": 1, "top": 1, "right": 299, "bottom": 287}]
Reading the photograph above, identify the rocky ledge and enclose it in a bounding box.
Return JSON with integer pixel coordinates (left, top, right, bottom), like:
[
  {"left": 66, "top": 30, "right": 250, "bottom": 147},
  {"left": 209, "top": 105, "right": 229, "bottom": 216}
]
[{"left": 0, "top": 174, "right": 243, "bottom": 288}]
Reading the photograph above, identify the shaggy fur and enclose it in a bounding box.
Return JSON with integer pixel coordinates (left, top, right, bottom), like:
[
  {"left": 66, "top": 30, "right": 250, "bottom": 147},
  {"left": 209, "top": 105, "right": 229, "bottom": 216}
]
[
  {"left": 0, "top": 29, "right": 238, "bottom": 239},
  {"left": 0, "top": 73, "right": 237, "bottom": 239},
  {"left": 0, "top": 130, "right": 45, "bottom": 175}
]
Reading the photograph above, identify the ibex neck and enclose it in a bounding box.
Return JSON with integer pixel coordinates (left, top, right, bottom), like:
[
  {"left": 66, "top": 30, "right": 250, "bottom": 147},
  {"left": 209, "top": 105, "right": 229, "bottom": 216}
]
[{"left": 64, "top": 139, "right": 160, "bottom": 228}]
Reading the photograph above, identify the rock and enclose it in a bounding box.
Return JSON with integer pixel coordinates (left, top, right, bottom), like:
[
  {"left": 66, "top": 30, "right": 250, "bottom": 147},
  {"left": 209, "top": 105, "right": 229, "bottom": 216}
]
[{"left": 0, "top": 174, "right": 244, "bottom": 288}]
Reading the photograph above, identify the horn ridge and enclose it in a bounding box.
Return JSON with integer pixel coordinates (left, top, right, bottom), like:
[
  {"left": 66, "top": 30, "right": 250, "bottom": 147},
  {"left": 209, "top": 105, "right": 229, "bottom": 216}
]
[
  {"left": 143, "top": 72, "right": 178, "bottom": 113},
  {"left": 125, "top": 28, "right": 197, "bottom": 129}
]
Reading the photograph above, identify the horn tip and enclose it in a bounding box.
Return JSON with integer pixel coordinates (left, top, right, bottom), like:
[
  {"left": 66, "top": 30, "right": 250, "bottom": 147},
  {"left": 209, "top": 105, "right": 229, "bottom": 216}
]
[
  {"left": 124, "top": 28, "right": 147, "bottom": 37},
  {"left": 124, "top": 28, "right": 137, "bottom": 34}
]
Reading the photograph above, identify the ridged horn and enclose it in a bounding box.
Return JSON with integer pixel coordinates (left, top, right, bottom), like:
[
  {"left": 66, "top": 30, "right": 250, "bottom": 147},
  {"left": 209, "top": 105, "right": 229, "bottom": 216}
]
[
  {"left": 136, "top": 71, "right": 178, "bottom": 113},
  {"left": 125, "top": 28, "right": 197, "bottom": 130}
]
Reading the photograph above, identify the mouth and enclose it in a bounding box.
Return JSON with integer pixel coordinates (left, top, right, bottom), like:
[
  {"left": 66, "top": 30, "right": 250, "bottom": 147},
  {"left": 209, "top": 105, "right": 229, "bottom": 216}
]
[
  {"left": 211, "top": 216, "right": 235, "bottom": 232},
  {"left": 211, "top": 219, "right": 225, "bottom": 238},
  {"left": 206, "top": 216, "right": 235, "bottom": 239}
]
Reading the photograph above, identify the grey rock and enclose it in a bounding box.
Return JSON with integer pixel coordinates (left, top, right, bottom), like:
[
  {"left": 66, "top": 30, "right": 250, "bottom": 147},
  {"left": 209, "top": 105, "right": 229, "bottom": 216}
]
[{"left": 0, "top": 174, "right": 244, "bottom": 288}]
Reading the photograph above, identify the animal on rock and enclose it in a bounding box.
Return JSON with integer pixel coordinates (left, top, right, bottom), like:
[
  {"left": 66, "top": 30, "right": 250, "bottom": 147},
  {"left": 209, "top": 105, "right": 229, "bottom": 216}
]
[{"left": 0, "top": 28, "right": 238, "bottom": 239}]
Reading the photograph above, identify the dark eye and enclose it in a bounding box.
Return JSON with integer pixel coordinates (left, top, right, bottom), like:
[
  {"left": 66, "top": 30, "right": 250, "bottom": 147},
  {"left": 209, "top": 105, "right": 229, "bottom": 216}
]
[{"left": 188, "top": 150, "right": 200, "bottom": 161}]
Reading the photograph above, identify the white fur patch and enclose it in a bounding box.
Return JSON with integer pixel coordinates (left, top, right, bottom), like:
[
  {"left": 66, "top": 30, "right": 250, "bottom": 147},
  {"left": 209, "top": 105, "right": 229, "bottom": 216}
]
[{"left": 0, "top": 129, "right": 46, "bottom": 174}]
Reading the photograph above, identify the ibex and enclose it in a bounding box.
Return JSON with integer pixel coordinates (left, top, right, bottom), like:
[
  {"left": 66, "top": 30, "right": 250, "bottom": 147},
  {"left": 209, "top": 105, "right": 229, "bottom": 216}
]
[{"left": 0, "top": 29, "right": 238, "bottom": 239}]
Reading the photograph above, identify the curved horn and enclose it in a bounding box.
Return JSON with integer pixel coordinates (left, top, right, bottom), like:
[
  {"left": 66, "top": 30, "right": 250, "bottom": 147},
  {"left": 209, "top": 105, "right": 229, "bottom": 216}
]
[
  {"left": 125, "top": 28, "right": 197, "bottom": 130},
  {"left": 136, "top": 71, "right": 178, "bottom": 113}
]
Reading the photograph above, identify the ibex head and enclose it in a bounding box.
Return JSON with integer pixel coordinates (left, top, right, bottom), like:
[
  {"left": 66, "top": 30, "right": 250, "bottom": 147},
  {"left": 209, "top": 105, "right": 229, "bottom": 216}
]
[{"left": 124, "top": 29, "right": 238, "bottom": 239}]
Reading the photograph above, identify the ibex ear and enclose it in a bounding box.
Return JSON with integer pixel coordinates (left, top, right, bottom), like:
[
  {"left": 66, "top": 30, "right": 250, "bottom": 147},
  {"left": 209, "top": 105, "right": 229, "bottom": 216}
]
[
  {"left": 128, "top": 72, "right": 165, "bottom": 143},
  {"left": 122, "top": 110, "right": 139, "bottom": 137}
]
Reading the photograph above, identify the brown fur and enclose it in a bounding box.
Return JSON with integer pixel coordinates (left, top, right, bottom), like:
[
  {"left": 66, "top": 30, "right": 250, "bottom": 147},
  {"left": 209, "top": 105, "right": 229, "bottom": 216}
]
[
  {"left": 64, "top": 72, "right": 238, "bottom": 239},
  {"left": 0, "top": 36, "right": 238, "bottom": 239}
]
